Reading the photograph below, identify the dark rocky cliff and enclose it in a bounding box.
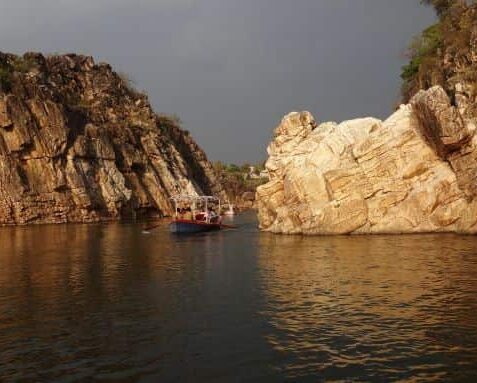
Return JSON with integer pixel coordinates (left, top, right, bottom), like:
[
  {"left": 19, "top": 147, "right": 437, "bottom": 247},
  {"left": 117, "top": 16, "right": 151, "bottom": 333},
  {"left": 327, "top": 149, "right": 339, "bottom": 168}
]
[{"left": 0, "top": 52, "right": 223, "bottom": 224}]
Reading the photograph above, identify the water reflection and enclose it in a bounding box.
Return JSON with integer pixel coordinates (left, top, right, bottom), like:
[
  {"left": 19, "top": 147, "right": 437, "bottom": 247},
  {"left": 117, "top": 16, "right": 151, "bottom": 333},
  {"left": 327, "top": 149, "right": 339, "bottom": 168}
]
[
  {"left": 0, "top": 217, "right": 273, "bottom": 382},
  {"left": 257, "top": 234, "right": 477, "bottom": 381},
  {"left": 0, "top": 215, "right": 477, "bottom": 382},
  {"left": 0, "top": 223, "right": 170, "bottom": 382}
]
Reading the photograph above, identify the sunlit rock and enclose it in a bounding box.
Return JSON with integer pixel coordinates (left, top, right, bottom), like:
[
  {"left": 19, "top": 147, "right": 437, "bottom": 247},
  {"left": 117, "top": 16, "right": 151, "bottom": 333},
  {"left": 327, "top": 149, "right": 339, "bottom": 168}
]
[
  {"left": 0, "top": 52, "right": 223, "bottom": 224},
  {"left": 257, "top": 86, "right": 477, "bottom": 234}
]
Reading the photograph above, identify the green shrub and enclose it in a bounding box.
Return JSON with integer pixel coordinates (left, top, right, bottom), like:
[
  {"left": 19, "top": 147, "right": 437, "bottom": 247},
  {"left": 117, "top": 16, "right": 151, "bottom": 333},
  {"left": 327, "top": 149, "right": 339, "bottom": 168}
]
[
  {"left": 401, "top": 1, "right": 477, "bottom": 101},
  {"left": 0, "top": 56, "right": 37, "bottom": 92},
  {"left": 12, "top": 57, "right": 36, "bottom": 73},
  {"left": 0, "top": 66, "right": 13, "bottom": 92},
  {"left": 420, "top": 0, "right": 454, "bottom": 16},
  {"left": 401, "top": 24, "right": 442, "bottom": 82},
  {"left": 225, "top": 164, "right": 241, "bottom": 173}
]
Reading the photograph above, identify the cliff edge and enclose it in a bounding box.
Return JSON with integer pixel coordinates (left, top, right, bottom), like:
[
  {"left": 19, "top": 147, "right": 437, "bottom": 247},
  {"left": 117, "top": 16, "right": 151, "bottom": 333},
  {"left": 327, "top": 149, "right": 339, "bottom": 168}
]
[
  {"left": 257, "top": 2, "right": 477, "bottom": 235},
  {"left": 257, "top": 86, "right": 477, "bottom": 234},
  {"left": 0, "top": 52, "right": 223, "bottom": 224}
]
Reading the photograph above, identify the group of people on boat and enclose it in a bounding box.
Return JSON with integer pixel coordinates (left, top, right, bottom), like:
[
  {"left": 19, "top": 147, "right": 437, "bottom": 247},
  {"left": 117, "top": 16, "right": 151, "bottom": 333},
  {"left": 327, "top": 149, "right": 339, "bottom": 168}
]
[
  {"left": 176, "top": 207, "right": 220, "bottom": 224},
  {"left": 169, "top": 195, "right": 233, "bottom": 233}
]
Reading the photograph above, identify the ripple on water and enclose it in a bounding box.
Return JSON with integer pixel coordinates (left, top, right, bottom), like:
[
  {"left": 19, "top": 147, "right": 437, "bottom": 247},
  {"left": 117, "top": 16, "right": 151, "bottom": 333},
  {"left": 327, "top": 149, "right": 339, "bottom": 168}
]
[
  {"left": 0, "top": 216, "right": 477, "bottom": 381},
  {"left": 258, "top": 233, "right": 477, "bottom": 381}
]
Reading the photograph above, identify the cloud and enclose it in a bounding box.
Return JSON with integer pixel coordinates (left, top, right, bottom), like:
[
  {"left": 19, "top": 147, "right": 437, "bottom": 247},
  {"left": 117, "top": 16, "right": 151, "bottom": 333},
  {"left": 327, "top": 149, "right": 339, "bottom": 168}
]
[
  {"left": 0, "top": 0, "right": 197, "bottom": 33},
  {"left": 0, "top": 0, "right": 435, "bottom": 163}
]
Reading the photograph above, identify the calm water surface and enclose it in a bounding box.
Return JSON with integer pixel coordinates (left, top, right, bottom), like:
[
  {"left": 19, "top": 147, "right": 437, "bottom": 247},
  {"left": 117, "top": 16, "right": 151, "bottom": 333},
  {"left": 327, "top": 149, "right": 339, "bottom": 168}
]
[{"left": 1, "top": 211, "right": 477, "bottom": 382}]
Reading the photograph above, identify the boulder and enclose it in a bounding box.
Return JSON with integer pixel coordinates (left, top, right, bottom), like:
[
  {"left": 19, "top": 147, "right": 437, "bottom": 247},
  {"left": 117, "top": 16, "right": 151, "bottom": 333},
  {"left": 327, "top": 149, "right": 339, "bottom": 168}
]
[
  {"left": 257, "top": 86, "right": 477, "bottom": 234},
  {"left": 242, "top": 191, "right": 256, "bottom": 201}
]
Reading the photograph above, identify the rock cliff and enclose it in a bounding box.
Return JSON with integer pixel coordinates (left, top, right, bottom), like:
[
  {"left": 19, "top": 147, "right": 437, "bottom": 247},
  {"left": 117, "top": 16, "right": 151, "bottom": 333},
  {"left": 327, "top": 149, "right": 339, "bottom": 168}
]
[
  {"left": 258, "top": 3, "right": 477, "bottom": 235},
  {"left": 401, "top": 2, "right": 477, "bottom": 114},
  {"left": 0, "top": 52, "right": 223, "bottom": 224},
  {"left": 257, "top": 86, "right": 477, "bottom": 234}
]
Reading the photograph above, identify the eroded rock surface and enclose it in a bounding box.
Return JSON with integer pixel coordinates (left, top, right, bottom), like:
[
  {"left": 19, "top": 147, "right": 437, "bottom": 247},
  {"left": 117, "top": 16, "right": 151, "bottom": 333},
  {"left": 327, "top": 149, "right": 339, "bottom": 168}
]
[
  {"left": 257, "top": 86, "right": 477, "bottom": 234},
  {"left": 0, "top": 52, "right": 223, "bottom": 224}
]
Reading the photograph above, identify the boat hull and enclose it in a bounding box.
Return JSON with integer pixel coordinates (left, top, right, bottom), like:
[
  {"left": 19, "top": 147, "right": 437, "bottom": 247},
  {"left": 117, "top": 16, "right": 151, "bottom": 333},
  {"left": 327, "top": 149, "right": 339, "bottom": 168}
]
[{"left": 169, "top": 219, "right": 221, "bottom": 234}]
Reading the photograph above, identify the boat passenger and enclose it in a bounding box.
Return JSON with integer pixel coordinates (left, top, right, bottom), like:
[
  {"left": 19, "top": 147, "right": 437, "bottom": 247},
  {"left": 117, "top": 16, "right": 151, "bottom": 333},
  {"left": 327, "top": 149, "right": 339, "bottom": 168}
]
[
  {"left": 209, "top": 208, "right": 218, "bottom": 223},
  {"left": 184, "top": 207, "right": 193, "bottom": 220}
]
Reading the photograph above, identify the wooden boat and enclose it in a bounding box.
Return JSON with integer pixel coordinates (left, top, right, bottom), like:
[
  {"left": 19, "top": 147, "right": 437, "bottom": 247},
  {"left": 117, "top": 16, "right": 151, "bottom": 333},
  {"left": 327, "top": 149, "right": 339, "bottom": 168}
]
[
  {"left": 169, "top": 195, "right": 223, "bottom": 234},
  {"left": 169, "top": 219, "right": 222, "bottom": 233}
]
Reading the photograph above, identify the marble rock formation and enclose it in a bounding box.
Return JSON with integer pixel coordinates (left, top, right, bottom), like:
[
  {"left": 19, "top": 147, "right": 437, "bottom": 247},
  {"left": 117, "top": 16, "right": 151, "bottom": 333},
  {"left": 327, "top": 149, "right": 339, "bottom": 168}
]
[
  {"left": 0, "top": 52, "right": 223, "bottom": 224},
  {"left": 257, "top": 86, "right": 477, "bottom": 234}
]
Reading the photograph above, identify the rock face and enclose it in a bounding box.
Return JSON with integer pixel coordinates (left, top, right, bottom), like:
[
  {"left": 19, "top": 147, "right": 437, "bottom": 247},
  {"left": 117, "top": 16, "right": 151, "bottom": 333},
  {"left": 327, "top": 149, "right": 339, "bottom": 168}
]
[
  {"left": 0, "top": 52, "right": 223, "bottom": 224},
  {"left": 257, "top": 86, "right": 477, "bottom": 234},
  {"left": 402, "top": 3, "right": 477, "bottom": 118}
]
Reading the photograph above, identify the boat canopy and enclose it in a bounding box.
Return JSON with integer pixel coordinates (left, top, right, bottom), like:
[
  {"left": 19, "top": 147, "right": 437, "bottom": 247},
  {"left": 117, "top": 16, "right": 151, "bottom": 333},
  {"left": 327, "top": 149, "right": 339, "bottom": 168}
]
[
  {"left": 170, "top": 194, "right": 221, "bottom": 218},
  {"left": 170, "top": 195, "right": 221, "bottom": 203}
]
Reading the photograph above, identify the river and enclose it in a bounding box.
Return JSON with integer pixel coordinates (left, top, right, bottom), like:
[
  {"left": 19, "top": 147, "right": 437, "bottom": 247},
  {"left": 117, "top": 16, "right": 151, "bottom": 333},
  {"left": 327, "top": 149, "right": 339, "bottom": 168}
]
[{"left": 1, "top": 211, "right": 477, "bottom": 382}]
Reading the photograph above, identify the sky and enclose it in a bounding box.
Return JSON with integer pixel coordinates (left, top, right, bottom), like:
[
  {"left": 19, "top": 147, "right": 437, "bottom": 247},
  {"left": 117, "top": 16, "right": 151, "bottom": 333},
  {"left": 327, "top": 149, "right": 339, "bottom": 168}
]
[{"left": 0, "top": 0, "right": 435, "bottom": 163}]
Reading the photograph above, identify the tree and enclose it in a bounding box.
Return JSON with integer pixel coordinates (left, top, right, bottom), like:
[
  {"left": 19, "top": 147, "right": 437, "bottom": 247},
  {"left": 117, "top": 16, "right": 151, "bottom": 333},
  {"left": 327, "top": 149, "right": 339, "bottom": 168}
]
[
  {"left": 240, "top": 163, "right": 251, "bottom": 173},
  {"left": 401, "top": 0, "right": 476, "bottom": 101},
  {"left": 213, "top": 161, "right": 225, "bottom": 174},
  {"left": 226, "top": 164, "right": 240, "bottom": 173},
  {"left": 401, "top": 23, "right": 442, "bottom": 82},
  {"left": 0, "top": 66, "right": 12, "bottom": 92},
  {"left": 421, "top": 0, "right": 454, "bottom": 15}
]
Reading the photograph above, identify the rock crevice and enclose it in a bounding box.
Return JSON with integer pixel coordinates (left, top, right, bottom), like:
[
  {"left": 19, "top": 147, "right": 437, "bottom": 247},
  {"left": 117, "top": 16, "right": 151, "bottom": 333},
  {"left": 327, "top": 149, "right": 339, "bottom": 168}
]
[
  {"left": 257, "top": 86, "right": 477, "bottom": 234},
  {"left": 0, "top": 52, "right": 223, "bottom": 224}
]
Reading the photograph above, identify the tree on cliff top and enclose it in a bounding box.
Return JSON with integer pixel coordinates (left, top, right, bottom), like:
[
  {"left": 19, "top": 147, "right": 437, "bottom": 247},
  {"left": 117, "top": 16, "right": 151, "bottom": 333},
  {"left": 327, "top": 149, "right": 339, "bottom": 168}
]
[
  {"left": 421, "top": 0, "right": 455, "bottom": 15},
  {"left": 401, "top": 0, "right": 477, "bottom": 102},
  {"left": 421, "top": 0, "right": 476, "bottom": 15}
]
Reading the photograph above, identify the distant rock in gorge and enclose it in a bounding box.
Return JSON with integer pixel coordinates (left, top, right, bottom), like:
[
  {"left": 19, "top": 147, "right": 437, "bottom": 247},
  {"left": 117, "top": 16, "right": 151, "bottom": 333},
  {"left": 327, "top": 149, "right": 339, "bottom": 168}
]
[
  {"left": 0, "top": 52, "right": 223, "bottom": 224},
  {"left": 257, "top": 86, "right": 477, "bottom": 234}
]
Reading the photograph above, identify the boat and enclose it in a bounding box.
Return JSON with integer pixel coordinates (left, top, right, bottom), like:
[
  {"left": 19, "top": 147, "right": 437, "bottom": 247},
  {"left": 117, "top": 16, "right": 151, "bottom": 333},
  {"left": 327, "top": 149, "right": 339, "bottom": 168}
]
[
  {"left": 223, "top": 202, "right": 235, "bottom": 216},
  {"left": 169, "top": 195, "right": 223, "bottom": 234},
  {"left": 169, "top": 219, "right": 222, "bottom": 233}
]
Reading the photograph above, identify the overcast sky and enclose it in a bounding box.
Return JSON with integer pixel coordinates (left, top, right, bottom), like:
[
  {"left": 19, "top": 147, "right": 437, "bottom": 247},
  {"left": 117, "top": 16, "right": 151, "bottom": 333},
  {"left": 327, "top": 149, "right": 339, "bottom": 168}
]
[{"left": 0, "top": 0, "right": 435, "bottom": 163}]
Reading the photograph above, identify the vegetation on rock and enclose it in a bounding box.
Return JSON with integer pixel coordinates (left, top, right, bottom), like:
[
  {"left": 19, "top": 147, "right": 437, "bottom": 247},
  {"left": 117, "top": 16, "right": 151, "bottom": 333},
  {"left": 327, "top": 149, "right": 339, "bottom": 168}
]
[
  {"left": 213, "top": 161, "right": 268, "bottom": 205},
  {"left": 421, "top": 0, "right": 455, "bottom": 15},
  {"left": 0, "top": 52, "right": 223, "bottom": 224},
  {"left": 256, "top": 0, "right": 477, "bottom": 234},
  {"left": 257, "top": 89, "right": 477, "bottom": 234},
  {"left": 0, "top": 55, "right": 35, "bottom": 92},
  {"left": 401, "top": 0, "right": 477, "bottom": 108}
]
